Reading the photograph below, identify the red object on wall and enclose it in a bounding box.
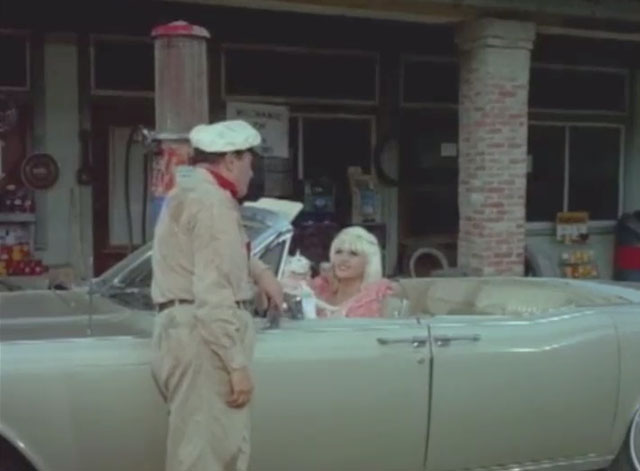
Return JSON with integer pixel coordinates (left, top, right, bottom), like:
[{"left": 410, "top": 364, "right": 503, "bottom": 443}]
[
  {"left": 150, "top": 141, "right": 191, "bottom": 197},
  {"left": 614, "top": 245, "right": 640, "bottom": 271}
]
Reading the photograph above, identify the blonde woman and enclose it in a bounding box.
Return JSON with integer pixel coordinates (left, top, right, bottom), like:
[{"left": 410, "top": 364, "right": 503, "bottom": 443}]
[{"left": 309, "top": 226, "right": 395, "bottom": 318}]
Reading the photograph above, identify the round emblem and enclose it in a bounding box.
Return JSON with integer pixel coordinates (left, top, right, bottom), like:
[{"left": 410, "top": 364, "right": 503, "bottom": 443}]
[
  {"left": 0, "top": 94, "right": 18, "bottom": 134},
  {"left": 21, "top": 153, "right": 60, "bottom": 190}
]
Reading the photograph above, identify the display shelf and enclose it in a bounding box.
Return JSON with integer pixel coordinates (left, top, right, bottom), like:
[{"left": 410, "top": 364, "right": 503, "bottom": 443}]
[
  {"left": 0, "top": 274, "right": 49, "bottom": 290},
  {"left": 0, "top": 212, "right": 36, "bottom": 223}
]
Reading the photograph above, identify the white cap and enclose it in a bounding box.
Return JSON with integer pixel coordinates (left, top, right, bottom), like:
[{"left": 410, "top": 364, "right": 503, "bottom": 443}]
[{"left": 189, "top": 119, "right": 262, "bottom": 153}]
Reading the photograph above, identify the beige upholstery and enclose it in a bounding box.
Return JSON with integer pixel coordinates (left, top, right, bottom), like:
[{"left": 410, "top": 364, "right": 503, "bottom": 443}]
[
  {"left": 394, "top": 278, "right": 482, "bottom": 316},
  {"left": 380, "top": 295, "right": 406, "bottom": 318},
  {"left": 424, "top": 279, "right": 484, "bottom": 315},
  {"left": 474, "top": 282, "right": 574, "bottom": 315},
  {"left": 387, "top": 278, "right": 629, "bottom": 317}
]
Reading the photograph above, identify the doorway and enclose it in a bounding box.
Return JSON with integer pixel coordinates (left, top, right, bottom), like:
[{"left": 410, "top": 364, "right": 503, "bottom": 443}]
[{"left": 91, "top": 101, "right": 153, "bottom": 275}]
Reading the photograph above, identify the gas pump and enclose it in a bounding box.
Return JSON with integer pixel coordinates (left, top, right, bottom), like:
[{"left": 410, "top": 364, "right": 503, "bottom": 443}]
[
  {"left": 149, "top": 21, "right": 210, "bottom": 225},
  {"left": 122, "top": 21, "right": 210, "bottom": 250}
]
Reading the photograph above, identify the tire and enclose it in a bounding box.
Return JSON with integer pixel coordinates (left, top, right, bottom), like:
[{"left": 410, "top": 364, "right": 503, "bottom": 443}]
[
  {"left": 0, "top": 438, "right": 35, "bottom": 471},
  {"left": 610, "top": 408, "right": 640, "bottom": 471}
]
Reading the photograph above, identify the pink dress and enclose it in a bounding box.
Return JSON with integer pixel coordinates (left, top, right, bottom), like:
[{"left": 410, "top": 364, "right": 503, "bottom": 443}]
[{"left": 309, "top": 276, "right": 395, "bottom": 318}]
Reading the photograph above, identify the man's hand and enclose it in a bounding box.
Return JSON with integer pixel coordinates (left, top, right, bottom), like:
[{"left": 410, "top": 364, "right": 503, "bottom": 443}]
[
  {"left": 228, "top": 367, "right": 254, "bottom": 408},
  {"left": 255, "top": 269, "right": 284, "bottom": 312}
]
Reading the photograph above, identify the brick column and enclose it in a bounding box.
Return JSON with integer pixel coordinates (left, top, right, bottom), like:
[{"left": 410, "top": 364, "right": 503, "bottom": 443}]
[{"left": 456, "top": 19, "right": 535, "bottom": 276}]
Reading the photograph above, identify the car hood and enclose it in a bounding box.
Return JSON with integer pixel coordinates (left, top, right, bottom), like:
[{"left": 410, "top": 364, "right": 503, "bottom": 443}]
[{"left": 0, "top": 289, "right": 145, "bottom": 342}]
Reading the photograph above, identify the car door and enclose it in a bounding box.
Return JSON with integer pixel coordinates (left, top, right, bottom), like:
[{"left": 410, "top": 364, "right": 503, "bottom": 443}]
[
  {"left": 250, "top": 317, "right": 431, "bottom": 471},
  {"left": 426, "top": 310, "right": 619, "bottom": 471},
  {"left": 64, "top": 314, "right": 431, "bottom": 471},
  {"left": 64, "top": 328, "right": 168, "bottom": 471}
]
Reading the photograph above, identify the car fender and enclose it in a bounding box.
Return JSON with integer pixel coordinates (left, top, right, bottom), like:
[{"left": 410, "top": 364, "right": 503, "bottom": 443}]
[{"left": 609, "top": 304, "right": 640, "bottom": 455}]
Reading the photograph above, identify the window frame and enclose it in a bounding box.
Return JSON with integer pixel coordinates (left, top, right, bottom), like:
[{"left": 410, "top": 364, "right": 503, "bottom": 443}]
[
  {"left": 90, "top": 34, "right": 154, "bottom": 98},
  {"left": 399, "top": 54, "right": 459, "bottom": 109},
  {"left": 288, "top": 112, "right": 376, "bottom": 181},
  {"left": 221, "top": 43, "right": 380, "bottom": 106},
  {"left": 0, "top": 29, "right": 31, "bottom": 92},
  {"left": 526, "top": 120, "right": 625, "bottom": 231},
  {"left": 398, "top": 55, "right": 630, "bottom": 116},
  {"left": 528, "top": 62, "right": 629, "bottom": 116}
]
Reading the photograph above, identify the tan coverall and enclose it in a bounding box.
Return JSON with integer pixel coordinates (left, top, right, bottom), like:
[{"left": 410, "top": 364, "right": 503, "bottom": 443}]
[{"left": 151, "top": 166, "right": 269, "bottom": 471}]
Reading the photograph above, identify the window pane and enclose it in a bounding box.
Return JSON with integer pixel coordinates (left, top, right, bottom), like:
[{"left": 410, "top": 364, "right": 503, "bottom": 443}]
[
  {"left": 400, "top": 113, "right": 458, "bottom": 186},
  {"left": 403, "top": 59, "right": 458, "bottom": 105},
  {"left": 0, "top": 34, "right": 28, "bottom": 88},
  {"left": 302, "top": 118, "right": 372, "bottom": 223},
  {"left": 530, "top": 67, "right": 627, "bottom": 112},
  {"left": 568, "top": 126, "right": 620, "bottom": 220},
  {"left": 224, "top": 48, "right": 377, "bottom": 102},
  {"left": 527, "top": 125, "right": 565, "bottom": 222},
  {"left": 93, "top": 40, "right": 154, "bottom": 92},
  {"left": 407, "top": 187, "right": 458, "bottom": 235},
  {"left": 399, "top": 112, "right": 459, "bottom": 234}
]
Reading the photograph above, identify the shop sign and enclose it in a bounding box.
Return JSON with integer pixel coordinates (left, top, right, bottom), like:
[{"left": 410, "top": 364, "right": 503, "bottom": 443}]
[{"left": 226, "top": 102, "right": 289, "bottom": 159}]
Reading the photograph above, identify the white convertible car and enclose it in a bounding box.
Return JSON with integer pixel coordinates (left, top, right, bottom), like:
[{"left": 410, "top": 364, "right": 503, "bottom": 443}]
[{"left": 1, "top": 206, "right": 639, "bottom": 471}]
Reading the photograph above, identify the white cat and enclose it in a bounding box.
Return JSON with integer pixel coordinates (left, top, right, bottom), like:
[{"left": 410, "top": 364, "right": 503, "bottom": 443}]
[{"left": 282, "top": 251, "right": 312, "bottom": 291}]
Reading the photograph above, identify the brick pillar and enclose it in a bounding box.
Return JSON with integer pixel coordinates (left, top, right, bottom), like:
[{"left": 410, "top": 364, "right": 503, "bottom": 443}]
[{"left": 456, "top": 19, "right": 535, "bottom": 276}]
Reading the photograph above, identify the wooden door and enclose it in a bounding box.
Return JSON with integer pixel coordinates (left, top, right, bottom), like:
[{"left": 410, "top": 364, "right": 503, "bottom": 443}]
[{"left": 91, "top": 101, "right": 153, "bottom": 275}]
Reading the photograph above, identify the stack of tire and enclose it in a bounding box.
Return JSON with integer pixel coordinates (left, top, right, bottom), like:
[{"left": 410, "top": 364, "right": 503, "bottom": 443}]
[{"left": 614, "top": 211, "right": 640, "bottom": 282}]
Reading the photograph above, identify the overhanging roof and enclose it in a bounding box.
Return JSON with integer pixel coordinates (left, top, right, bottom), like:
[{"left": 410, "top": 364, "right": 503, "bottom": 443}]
[{"left": 163, "top": 0, "right": 640, "bottom": 24}]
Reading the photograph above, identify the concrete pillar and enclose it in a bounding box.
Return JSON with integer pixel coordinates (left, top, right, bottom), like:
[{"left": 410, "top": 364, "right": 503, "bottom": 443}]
[
  {"left": 37, "top": 34, "right": 92, "bottom": 278},
  {"left": 456, "top": 18, "right": 535, "bottom": 276}
]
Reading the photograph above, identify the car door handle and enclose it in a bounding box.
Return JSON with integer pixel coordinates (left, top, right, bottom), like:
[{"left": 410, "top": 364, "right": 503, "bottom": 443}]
[
  {"left": 377, "top": 336, "right": 429, "bottom": 348},
  {"left": 433, "top": 334, "right": 481, "bottom": 347}
]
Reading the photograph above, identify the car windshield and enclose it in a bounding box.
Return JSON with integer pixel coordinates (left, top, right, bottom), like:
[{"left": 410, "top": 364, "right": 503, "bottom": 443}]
[
  {"left": 93, "top": 205, "right": 292, "bottom": 310},
  {"left": 96, "top": 212, "right": 271, "bottom": 289}
]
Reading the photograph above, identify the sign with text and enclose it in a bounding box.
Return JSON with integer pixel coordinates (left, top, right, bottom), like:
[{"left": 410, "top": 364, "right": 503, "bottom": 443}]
[{"left": 226, "top": 102, "right": 289, "bottom": 158}]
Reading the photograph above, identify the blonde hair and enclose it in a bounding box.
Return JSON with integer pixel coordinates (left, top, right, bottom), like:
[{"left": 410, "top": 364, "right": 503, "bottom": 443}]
[{"left": 329, "top": 226, "right": 383, "bottom": 284}]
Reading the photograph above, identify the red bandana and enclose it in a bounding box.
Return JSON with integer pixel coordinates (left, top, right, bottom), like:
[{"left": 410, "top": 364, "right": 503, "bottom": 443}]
[
  {"left": 204, "top": 168, "right": 250, "bottom": 257},
  {"left": 206, "top": 169, "right": 239, "bottom": 200}
]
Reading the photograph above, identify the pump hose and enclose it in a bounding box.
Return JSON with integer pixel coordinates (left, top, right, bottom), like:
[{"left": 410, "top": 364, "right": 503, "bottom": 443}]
[
  {"left": 124, "top": 126, "right": 140, "bottom": 254},
  {"left": 142, "top": 146, "right": 152, "bottom": 243}
]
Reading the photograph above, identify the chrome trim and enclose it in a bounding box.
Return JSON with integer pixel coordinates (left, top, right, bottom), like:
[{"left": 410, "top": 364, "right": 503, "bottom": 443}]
[
  {"left": 631, "top": 407, "right": 640, "bottom": 471},
  {"left": 465, "top": 455, "right": 612, "bottom": 471},
  {"left": 376, "top": 336, "right": 429, "bottom": 347},
  {"left": 433, "top": 334, "right": 481, "bottom": 347}
]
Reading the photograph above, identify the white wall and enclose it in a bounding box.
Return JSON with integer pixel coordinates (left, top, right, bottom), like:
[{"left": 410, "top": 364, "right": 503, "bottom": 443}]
[
  {"left": 34, "top": 34, "right": 93, "bottom": 279},
  {"left": 624, "top": 69, "right": 640, "bottom": 213},
  {"left": 526, "top": 232, "right": 615, "bottom": 279}
]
